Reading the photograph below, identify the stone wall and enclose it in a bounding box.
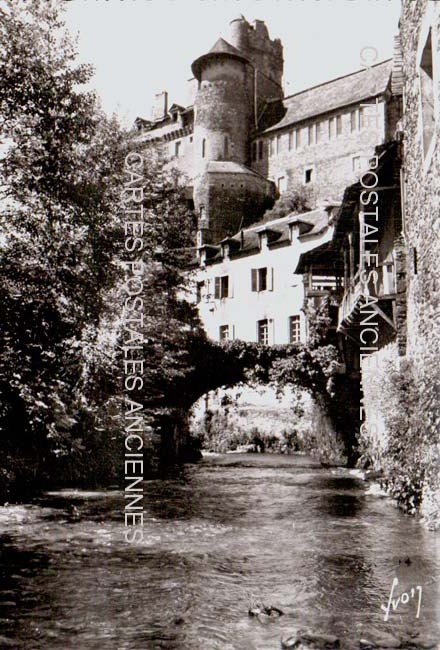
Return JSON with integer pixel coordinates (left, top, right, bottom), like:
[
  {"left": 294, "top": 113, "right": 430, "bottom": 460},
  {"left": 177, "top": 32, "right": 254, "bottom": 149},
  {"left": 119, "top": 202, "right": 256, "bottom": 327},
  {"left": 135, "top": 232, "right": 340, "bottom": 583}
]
[
  {"left": 367, "top": 0, "right": 440, "bottom": 528},
  {"left": 251, "top": 101, "right": 388, "bottom": 203},
  {"left": 360, "top": 341, "right": 399, "bottom": 459},
  {"left": 193, "top": 169, "right": 271, "bottom": 243},
  {"left": 229, "top": 16, "right": 283, "bottom": 89},
  {"left": 194, "top": 60, "right": 251, "bottom": 170},
  {"left": 400, "top": 0, "right": 440, "bottom": 528}
]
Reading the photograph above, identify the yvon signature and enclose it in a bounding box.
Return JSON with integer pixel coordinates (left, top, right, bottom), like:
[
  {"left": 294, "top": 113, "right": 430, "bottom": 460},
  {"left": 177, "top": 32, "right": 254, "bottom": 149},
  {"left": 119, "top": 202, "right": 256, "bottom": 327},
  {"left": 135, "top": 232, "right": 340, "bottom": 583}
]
[{"left": 381, "top": 577, "right": 422, "bottom": 622}]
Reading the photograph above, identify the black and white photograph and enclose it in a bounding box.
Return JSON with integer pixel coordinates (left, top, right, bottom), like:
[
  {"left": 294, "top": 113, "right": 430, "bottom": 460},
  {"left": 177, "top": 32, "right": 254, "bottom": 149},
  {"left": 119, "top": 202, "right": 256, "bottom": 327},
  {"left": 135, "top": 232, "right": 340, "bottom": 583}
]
[{"left": 0, "top": 0, "right": 439, "bottom": 648}]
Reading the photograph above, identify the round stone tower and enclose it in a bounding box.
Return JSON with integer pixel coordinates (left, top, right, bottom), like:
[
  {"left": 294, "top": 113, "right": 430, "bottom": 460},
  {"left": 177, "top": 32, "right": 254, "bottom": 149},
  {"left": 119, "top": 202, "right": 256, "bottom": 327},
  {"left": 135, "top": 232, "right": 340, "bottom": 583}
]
[
  {"left": 191, "top": 38, "right": 272, "bottom": 245},
  {"left": 192, "top": 38, "right": 251, "bottom": 172}
]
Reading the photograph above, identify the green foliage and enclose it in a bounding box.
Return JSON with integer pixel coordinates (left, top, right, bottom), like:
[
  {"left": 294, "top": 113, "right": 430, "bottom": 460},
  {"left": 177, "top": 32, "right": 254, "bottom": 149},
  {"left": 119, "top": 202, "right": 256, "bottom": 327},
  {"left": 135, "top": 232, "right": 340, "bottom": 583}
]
[
  {"left": 261, "top": 185, "right": 313, "bottom": 222},
  {"left": 0, "top": 0, "right": 129, "bottom": 494},
  {"left": 358, "top": 358, "right": 426, "bottom": 515},
  {"left": 304, "top": 298, "right": 333, "bottom": 348}
]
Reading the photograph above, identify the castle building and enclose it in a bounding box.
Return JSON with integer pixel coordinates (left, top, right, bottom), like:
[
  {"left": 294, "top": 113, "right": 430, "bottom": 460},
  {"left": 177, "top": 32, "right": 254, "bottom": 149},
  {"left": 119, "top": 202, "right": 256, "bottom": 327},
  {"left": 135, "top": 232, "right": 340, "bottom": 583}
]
[{"left": 136, "top": 15, "right": 402, "bottom": 344}]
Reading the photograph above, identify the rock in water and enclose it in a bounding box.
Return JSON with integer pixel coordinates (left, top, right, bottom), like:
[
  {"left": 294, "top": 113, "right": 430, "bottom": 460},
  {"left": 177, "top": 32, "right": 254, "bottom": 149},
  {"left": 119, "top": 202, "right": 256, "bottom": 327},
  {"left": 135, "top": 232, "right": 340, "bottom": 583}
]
[
  {"left": 282, "top": 631, "right": 340, "bottom": 649},
  {"left": 257, "top": 612, "right": 272, "bottom": 625},
  {"left": 282, "top": 637, "right": 298, "bottom": 649},
  {"left": 400, "top": 635, "right": 439, "bottom": 650},
  {"left": 249, "top": 603, "right": 284, "bottom": 619},
  {"left": 359, "top": 634, "right": 401, "bottom": 649}
]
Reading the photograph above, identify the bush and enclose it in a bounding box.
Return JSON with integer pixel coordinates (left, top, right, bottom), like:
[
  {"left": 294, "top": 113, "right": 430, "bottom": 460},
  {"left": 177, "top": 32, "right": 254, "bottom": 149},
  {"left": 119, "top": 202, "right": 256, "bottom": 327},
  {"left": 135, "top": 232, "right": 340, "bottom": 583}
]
[{"left": 359, "top": 355, "right": 438, "bottom": 518}]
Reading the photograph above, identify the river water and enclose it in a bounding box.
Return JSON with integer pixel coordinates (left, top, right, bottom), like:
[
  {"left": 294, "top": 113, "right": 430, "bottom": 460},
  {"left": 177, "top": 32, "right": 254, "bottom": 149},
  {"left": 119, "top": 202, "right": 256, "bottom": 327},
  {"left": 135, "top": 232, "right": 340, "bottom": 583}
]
[{"left": 0, "top": 453, "right": 439, "bottom": 650}]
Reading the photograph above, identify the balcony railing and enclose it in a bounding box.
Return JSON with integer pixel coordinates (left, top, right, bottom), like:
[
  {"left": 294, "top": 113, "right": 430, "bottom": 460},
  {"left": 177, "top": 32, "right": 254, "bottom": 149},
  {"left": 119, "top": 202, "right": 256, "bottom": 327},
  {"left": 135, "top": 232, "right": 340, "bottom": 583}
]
[
  {"left": 337, "top": 264, "right": 396, "bottom": 330},
  {"left": 338, "top": 270, "right": 363, "bottom": 329}
]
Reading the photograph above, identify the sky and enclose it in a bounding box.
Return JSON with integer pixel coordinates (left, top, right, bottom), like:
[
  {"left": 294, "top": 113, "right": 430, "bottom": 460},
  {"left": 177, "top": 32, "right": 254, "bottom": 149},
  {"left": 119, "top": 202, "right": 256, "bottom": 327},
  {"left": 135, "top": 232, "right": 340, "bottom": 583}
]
[{"left": 63, "top": 0, "right": 402, "bottom": 128}]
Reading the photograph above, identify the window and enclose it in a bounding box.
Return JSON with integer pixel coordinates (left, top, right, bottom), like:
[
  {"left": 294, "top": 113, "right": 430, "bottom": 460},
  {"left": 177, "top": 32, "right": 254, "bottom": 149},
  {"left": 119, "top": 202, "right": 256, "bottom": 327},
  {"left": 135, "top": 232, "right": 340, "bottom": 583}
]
[
  {"left": 413, "top": 247, "right": 418, "bottom": 275},
  {"left": 304, "top": 167, "right": 313, "bottom": 184},
  {"left": 224, "top": 136, "right": 229, "bottom": 158},
  {"left": 276, "top": 135, "right": 281, "bottom": 154},
  {"left": 175, "top": 141, "right": 181, "bottom": 157},
  {"left": 277, "top": 176, "right": 287, "bottom": 193},
  {"left": 202, "top": 138, "right": 206, "bottom": 158},
  {"left": 251, "top": 267, "right": 270, "bottom": 292},
  {"left": 288, "top": 131, "right": 294, "bottom": 151},
  {"left": 358, "top": 107, "right": 364, "bottom": 130},
  {"left": 383, "top": 264, "right": 395, "bottom": 295},
  {"left": 315, "top": 123, "right": 320, "bottom": 143},
  {"left": 258, "top": 140, "right": 263, "bottom": 160},
  {"left": 328, "top": 117, "right": 334, "bottom": 139},
  {"left": 336, "top": 115, "right": 342, "bottom": 135},
  {"left": 352, "top": 156, "right": 362, "bottom": 172},
  {"left": 269, "top": 139, "right": 273, "bottom": 157},
  {"left": 257, "top": 319, "right": 269, "bottom": 345},
  {"left": 196, "top": 281, "right": 204, "bottom": 303},
  {"left": 214, "top": 275, "right": 229, "bottom": 299},
  {"left": 219, "top": 325, "right": 230, "bottom": 341},
  {"left": 308, "top": 125, "right": 314, "bottom": 146},
  {"left": 289, "top": 315, "right": 301, "bottom": 343},
  {"left": 199, "top": 205, "right": 206, "bottom": 221},
  {"left": 295, "top": 129, "right": 301, "bottom": 149},
  {"left": 419, "top": 28, "right": 435, "bottom": 157},
  {"left": 251, "top": 142, "right": 257, "bottom": 162},
  {"left": 350, "top": 110, "right": 357, "bottom": 132}
]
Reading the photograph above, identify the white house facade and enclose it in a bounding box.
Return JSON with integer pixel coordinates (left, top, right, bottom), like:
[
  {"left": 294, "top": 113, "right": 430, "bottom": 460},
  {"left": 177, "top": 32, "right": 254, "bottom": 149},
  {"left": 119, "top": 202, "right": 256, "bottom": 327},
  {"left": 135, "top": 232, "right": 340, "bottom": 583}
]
[{"left": 188, "top": 206, "right": 338, "bottom": 344}]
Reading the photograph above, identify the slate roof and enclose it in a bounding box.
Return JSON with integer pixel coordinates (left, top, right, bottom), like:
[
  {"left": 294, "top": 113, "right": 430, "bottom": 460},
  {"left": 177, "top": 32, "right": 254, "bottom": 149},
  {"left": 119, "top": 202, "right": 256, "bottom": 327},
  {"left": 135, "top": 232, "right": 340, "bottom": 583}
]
[
  {"left": 207, "top": 38, "right": 245, "bottom": 58},
  {"left": 249, "top": 208, "right": 330, "bottom": 237},
  {"left": 295, "top": 240, "right": 343, "bottom": 275},
  {"left": 204, "top": 161, "right": 267, "bottom": 179},
  {"left": 195, "top": 208, "right": 332, "bottom": 266},
  {"left": 263, "top": 60, "right": 393, "bottom": 133},
  {"left": 191, "top": 38, "right": 249, "bottom": 81}
]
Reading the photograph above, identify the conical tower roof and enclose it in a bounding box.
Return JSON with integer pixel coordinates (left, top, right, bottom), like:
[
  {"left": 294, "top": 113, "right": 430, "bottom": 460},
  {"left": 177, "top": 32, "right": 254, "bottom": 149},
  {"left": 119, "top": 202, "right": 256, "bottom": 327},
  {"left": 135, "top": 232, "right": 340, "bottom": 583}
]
[{"left": 191, "top": 38, "right": 249, "bottom": 81}]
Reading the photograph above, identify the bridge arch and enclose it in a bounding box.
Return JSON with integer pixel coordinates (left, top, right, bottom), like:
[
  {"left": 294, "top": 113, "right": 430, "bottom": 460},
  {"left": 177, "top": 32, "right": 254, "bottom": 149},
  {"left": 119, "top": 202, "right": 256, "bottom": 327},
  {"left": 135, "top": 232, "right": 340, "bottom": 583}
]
[{"left": 150, "top": 339, "right": 359, "bottom": 469}]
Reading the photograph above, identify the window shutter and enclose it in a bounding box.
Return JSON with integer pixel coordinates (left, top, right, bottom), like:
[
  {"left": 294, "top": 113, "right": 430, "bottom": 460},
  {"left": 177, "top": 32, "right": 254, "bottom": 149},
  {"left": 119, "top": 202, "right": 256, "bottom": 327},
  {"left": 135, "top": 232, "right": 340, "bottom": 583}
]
[
  {"left": 228, "top": 277, "right": 234, "bottom": 298},
  {"left": 214, "top": 277, "right": 221, "bottom": 299},
  {"left": 269, "top": 267, "right": 274, "bottom": 291},
  {"left": 223, "top": 276, "right": 229, "bottom": 298},
  {"left": 251, "top": 269, "right": 257, "bottom": 292}
]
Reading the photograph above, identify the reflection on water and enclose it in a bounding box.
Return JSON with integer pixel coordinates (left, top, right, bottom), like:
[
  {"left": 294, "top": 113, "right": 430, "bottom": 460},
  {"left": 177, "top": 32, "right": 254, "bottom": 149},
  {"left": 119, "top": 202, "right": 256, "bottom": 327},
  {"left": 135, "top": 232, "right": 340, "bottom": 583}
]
[{"left": 0, "top": 454, "right": 439, "bottom": 649}]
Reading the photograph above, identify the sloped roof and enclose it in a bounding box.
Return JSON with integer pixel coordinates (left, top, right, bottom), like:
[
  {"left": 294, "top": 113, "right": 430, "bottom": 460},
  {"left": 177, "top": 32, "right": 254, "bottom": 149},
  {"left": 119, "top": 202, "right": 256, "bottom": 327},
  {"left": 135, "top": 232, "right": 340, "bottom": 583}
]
[
  {"left": 224, "top": 208, "right": 330, "bottom": 259},
  {"left": 204, "top": 160, "right": 265, "bottom": 177},
  {"left": 295, "top": 240, "right": 343, "bottom": 275},
  {"left": 192, "top": 38, "right": 249, "bottom": 80},
  {"left": 263, "top": 60, "right": 393, "bottom": 133},
  {"left": 208, "top": 38, "right": 244, "bottom": 57},
  {"left": 168, "top": 103, "right": 185, "bottom": 113},
  {"left": 249, "top": 207, "right": 330, "bottom": 235},
  {"left": 188, "top": 207, "right": 333, "bottom": 267}
]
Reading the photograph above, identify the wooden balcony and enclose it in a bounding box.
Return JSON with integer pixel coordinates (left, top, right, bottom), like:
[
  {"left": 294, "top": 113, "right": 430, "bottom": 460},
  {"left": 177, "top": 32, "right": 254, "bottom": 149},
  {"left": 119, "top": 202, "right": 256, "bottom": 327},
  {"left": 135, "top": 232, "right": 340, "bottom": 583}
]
[{"left": 337, "top": 264, "right": 397, "bottom": 332}]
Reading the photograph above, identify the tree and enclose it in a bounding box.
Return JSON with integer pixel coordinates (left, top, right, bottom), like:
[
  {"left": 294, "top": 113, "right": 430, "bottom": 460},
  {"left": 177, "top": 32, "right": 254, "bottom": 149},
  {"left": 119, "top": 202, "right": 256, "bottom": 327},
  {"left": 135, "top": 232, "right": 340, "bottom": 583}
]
[
  {"left": 0, "top": 0, "right": 128, "bottom": 494},
  {"left": 262, "top": 185, "right": 314, "bottom": 222}
]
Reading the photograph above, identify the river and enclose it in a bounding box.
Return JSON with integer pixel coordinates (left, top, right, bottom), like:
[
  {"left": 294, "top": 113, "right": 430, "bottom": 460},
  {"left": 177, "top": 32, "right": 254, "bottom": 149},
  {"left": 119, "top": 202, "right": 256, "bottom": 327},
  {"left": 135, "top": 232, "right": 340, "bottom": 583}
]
[{"left": 0, "top": 453, "right": 439, "bottom": 649}]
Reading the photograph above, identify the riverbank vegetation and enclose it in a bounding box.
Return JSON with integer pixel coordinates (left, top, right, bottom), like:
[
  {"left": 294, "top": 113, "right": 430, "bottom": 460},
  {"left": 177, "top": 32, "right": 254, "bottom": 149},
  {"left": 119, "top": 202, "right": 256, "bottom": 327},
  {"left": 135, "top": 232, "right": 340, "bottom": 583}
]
[
  {"left": 358, "top": 351, "right": 440, "bottom": 530},
  {"left": 0, "top": 0, "right": 205, "bottom": 497}
]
